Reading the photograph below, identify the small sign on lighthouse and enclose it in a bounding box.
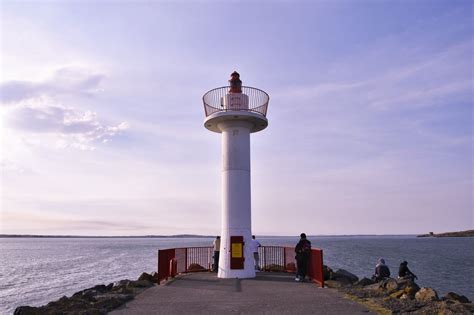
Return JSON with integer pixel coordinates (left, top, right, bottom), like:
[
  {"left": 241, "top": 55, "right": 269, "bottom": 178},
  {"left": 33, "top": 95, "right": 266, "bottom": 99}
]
[{"left": 202, "top": 72, "right": 269, "bottom": 278}]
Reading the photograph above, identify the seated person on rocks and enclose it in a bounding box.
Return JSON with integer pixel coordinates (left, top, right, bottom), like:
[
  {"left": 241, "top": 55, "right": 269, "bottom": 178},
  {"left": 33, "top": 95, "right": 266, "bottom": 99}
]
[
  {"left": 372, "top": 258, "right": 390, "bottom": 282},
  {"left": 398, "top": 261, "right": 417, "bottom": 281}
]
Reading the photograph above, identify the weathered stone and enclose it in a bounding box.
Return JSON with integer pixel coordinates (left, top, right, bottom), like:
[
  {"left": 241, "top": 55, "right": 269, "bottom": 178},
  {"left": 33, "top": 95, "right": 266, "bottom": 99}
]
[
  {"left": 324, "top": 280, "right": 343, "bottom": 288},
  {"left": 444, "top": 292, "right": 471, "bottom": 303},
  {"left": 415, "top": 287, "right": 439, "bottom": 302},
  {"left": 128, "top": 280, "right": 154, "bottom": 288},
  {"left": 381, "top": 278, "right": 399, "bottom": 293},
  {"left": 138, "top": 272, "right": 155, "bottom": 282},
  {"left": 356, "top": 277, "right": 375, "bottom": 286},
  {"left": 151, "top": 272, "right": 160, "bottom": 283},
  {"left": 332, "top": 269, "right": 359, "bottom": 284},
  {"left": 13, "top": 306, "right": 42, "bottom": 315},
  {"left": 404, "top": 284, "right": 420, "bottom": 298},
  {"left": 323, "top": 265, "right": 333, "bottom": 281},
  {"left": 389, "top": 289, "right": 405, "bottom": 299},
  {"left": 400, "top": 293, "right": 409, "bottom": 300},
  {"left": 188, "top": 263, "right": 206, "bottom": 271},
  {"left": 362, "top": 283, "right": 382, "bottom": 291}
]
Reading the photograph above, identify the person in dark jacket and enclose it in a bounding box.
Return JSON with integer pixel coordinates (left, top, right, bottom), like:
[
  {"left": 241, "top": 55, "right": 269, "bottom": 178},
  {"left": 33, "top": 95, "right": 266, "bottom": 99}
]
[
  {"left": 294, "top": 233, "right": 311, "bottom": 282},
  {"left": 372, "top": 258, "right": 390, "bottom": 282},
  {"left": 398, "top": 261, "right": 417, "bottom": 280}
]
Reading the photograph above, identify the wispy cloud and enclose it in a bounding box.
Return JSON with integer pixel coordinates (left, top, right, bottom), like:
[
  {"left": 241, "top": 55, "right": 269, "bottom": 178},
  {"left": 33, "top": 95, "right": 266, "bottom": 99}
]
[
  {"left": 274, "top": 39, "right": 472, "bottom": 112},
  {"left": 7, "top": 102, "right": 129, "bottom": 149},
  {"left": 0, "top": 66, "right": 105, "bottom": 105},
  {"left": 1, "top": 67, "right": 129, "bottom": 150}
]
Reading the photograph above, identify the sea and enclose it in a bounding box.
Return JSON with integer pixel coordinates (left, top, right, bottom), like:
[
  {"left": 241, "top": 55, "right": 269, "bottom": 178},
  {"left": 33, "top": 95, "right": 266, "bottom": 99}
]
[{"left": 1, "top": 236, "right": 473, "bottom": 314}]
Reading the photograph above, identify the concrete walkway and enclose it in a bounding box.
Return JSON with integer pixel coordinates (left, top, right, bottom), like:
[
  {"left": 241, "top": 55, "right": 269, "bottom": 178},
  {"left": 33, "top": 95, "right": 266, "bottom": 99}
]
[{"left": 111, "top": 272, "right": 374, "bottom": 314}]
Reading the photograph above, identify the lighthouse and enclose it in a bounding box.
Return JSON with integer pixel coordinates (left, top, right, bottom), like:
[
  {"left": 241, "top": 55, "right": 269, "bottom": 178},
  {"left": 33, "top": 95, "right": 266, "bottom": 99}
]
[{"left": 202, "top": 72, "right": 269, "bottom": 278}]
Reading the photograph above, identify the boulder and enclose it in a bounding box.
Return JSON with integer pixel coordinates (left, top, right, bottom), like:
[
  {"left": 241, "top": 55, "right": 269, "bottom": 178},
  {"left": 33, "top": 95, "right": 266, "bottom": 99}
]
[
  {"left": 127, "top": 280, "right": 154, "bottom": 288},
  {"left": 415, "top": 287, "right": 439, "bottom": 302},
  {"left": 381, "top": 278, "right": 399, "bottom": 293},
  {"left": 138, "top": 272, "right": 155, "bottom": 282},
  {"left": 188, "top": 263, "right": 206, "bottom": 271},
  {"left": 362, "top": 282, "right": 382, "bottom": 291},
  {"left": 389, "top": 289, "right": 405, "bottom": 299},
  {"left": 323, "top": 265, "right": 333, "bottom": 281},
  {"left": 13, "top": 306, "right": 40, "bottom": 315},
  {"left": 443, "top": 292, "right": 471, "bottom": 303},
  {"left": 332, "top": 269, "right": 359, "bottom": 284},
  {"left": 356, "top": 277, "right": 375, "bottom": 286}
]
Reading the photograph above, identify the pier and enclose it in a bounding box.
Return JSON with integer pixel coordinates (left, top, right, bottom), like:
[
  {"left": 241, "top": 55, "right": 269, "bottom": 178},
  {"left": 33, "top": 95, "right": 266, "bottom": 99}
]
[{"left": 111, "top": 272, "right": 374, "bottom": 314}]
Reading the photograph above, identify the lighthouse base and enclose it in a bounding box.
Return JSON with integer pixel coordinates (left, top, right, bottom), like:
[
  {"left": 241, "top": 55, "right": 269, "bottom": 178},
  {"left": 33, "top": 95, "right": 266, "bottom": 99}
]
[{"left": 217, "top": 230, "right": 256, "bottom": 279}]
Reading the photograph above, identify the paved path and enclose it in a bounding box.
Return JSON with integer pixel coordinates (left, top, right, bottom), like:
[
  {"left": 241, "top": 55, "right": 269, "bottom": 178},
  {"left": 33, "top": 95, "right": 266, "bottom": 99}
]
[{"left": 111, "top": 272, "right": 374, "bottom": 314}]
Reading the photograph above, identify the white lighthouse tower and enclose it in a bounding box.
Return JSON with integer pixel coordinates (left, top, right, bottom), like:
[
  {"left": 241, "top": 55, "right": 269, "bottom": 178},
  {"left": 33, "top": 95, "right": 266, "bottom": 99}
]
[{"left": 202, "top": 72, "right": 269, "bottom": 278}]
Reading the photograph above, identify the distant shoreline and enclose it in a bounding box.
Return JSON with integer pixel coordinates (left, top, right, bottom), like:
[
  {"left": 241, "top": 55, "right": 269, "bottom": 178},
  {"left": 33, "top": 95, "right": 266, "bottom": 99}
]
[
  {"left": 0, "top": 234, "right": 215, "bottom": 239},
  {"left": 417, "top": 230, "right": 474, "bottom": 238},
  {"left": 0, "top": 233, "right": 447, "bottom": 238}
]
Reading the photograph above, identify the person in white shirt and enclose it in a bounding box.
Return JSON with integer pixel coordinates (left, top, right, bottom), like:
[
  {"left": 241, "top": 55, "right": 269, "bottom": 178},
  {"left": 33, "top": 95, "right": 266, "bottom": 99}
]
[{"left": 250, "top": 235, "right": 262, "bottom": 271}]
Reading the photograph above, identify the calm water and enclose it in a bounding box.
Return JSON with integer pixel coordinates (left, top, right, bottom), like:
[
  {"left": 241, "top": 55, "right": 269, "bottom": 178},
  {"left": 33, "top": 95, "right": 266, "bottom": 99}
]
[{"left": 1, "top": 236, "right": 473, "bottom": 314}]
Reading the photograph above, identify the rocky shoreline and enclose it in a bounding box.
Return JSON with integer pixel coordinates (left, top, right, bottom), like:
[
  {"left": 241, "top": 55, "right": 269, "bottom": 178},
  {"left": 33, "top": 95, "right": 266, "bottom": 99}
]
[
  {"left": 14, "top": 268, "right": 473, "bottom": 314},
  {"left": 417, "top": 230, "right": 474, "bottom": 237},
  {"left": 324, "top": 266, "right": 474, "bottom": 314},
  {"left": 14, "top": 272, "right": 159, "bottom": 315}
]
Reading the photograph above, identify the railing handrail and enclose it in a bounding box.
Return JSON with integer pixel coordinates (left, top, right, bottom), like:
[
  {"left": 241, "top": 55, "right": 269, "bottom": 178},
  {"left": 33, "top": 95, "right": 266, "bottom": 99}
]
[
  {"left": 202, "top": 85, "right": 270, "bottom": 118},
  {"left": 158, "top": 245, "right": 324, "bottom": 287}
]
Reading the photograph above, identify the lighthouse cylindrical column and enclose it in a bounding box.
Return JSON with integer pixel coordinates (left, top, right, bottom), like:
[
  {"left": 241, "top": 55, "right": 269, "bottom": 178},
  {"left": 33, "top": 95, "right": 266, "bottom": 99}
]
[{"left": 217, "top": 120, "right": 255, "bottom": 278}]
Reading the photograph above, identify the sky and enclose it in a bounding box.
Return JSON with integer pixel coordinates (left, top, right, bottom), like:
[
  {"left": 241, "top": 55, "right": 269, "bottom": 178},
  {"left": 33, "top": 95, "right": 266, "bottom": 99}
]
[{"left": 0, "top": 0, "right": 472, "bottom": 236}]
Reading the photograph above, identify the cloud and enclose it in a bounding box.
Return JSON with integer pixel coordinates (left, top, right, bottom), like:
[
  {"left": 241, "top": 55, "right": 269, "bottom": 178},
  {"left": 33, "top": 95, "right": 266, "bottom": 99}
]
[
  {"left": 1, "top": 67, "right": 129, "bottom": 150},
  {"left": 0, "top": 66, "right": 105, "bottom": 105},
  {"left": 5, "top": 102, "right": 129, "bottom": 150},
  {"left": 273, "top": 40, "right": 472, "bottom": 112}
]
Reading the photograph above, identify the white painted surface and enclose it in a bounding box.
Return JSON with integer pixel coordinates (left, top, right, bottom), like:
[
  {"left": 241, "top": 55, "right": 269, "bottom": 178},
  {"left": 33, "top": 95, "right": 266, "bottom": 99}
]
[
  {"left": 216, "top": 120, "right": 256, "bottom": 278},
  {"left": 204, "top": 110, "right": 268, "bottom": 133},
  {"left": 221, "top": 93, "right": 249, "bottom": 110}
]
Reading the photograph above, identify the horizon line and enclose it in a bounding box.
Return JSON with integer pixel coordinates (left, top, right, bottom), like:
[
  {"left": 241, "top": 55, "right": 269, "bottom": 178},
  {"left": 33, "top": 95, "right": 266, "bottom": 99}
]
[{"left": 0, "top": 233, "right": 423, "bottom": 238}]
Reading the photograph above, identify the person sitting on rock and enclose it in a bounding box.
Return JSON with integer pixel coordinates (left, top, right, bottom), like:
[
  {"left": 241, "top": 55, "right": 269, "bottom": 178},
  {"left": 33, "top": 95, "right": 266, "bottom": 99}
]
[
  {"left": 372, "top": 258, "right": 390, "bottom": 282},
  {"left": 398, "top": 261, "right": 417, "bottom": 280}
]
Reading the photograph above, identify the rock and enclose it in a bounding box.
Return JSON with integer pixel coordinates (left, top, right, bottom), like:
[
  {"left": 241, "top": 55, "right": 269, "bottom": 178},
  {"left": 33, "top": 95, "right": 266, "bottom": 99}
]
[
  {"left": 323, "top": 265, "right": 333, "bottom": 281},
  {"left": 14, "top": 306, "right": 41, "bottom": 315},
  {"left": 389, "top": 289, "right": 405, "bottom": 299},
  {"left": 114, "top": 279, "right": 132, "bottom": 287},
  {"left": 403, "top": 283, "right": 420, "bottom": 299},
  {"left": 128, "top": 280, "right": 154, "bottom": 288},
  {"left": 13, "top": 276, "right": 154, "bottom": 314},
  {"left": 400, "top": 293, "right": 409, "bottom": 300},
  {"left": 356, "top": 277, "right": 375, "bottom": 286},
  {"left": 138, "top": 272, "right": 155, "bottom": 282},
  {"left": 362, "top": 282, "right": 382, "bottom": 291},
  {"left": 332, "top": 269, "right": 359, "bottom": 284},
  {"left": 324, "top": 280, "right": 343, "bottom": 288},
  {"left": 151, "top": 272, "right": 160, "bottom": 283},
  {"left": 188, "top": 263, "right": 206, "bottom": 271},
  {"left": 415, "top": 287, "right": 439, "bottom": 302},
  {"left": 444, "top": 292, "right": 471, "bottom": 303},
  {"left": 381, "top": 278, "right": 399, "bottom": 293}
]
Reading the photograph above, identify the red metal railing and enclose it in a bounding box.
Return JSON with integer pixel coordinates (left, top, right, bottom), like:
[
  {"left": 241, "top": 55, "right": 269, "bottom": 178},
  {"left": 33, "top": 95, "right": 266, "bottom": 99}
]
[
  {"left": 158, "top": 246, "right": 324, "bottom": 287},
  {"left": 157, "top": 247, "right": 213, "bottom": 283},
  {"left": 308, "top": 248, "right": 324, "bottom": 287},
  {"left": 202, "top": 86, "right": 269, "bottom": 117}
]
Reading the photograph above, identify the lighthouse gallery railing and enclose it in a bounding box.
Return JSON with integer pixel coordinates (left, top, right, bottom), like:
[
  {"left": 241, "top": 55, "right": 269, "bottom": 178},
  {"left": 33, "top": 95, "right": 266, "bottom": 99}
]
[
  {"left": 202, "top": 86, "right": 269, "bottom": 117},
  {"left": 157, "top": 246, "right": 324, "bottom": 287}
]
